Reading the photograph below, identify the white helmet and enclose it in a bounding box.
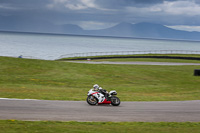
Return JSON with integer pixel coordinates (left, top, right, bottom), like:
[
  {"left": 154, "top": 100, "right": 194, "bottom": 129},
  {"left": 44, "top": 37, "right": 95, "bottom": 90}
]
[
  {"left": 93, "top": 84, "right": 99, "bottom": 91},
  {"left": 99, "top": 87, "right": 103, "bottom": 90}
]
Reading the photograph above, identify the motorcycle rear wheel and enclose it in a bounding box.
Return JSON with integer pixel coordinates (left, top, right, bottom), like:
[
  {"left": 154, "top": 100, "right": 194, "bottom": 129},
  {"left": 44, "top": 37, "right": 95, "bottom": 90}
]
[
  {"left": 87, "top": 95, "right": 98, "bottom": 105},
  {"left": 111, "top": 96, "right": 120, "bottom": 106}
]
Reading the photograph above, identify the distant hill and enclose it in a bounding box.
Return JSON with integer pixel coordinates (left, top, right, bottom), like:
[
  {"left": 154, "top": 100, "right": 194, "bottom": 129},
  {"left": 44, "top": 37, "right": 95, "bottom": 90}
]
[
  {"left": 60, "top": 24, "right": 84, "bottom": 34},
  {"left": 0, "top": 22, "right": 200, "bottom": 41},
  {"left": 61, "top": 22, "right": 200, "bottom": 41},
  {"left": 83, "top": 22, "right": 200, "bottom": 41}
]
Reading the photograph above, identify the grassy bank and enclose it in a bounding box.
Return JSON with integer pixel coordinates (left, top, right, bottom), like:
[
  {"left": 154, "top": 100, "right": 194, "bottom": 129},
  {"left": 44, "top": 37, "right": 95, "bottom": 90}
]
[
  {"left": 0, "top": 56, "right": 200, "bottom": 101},
  {"left": 1, "top": 120, "right": 200, "bottom": 133}
]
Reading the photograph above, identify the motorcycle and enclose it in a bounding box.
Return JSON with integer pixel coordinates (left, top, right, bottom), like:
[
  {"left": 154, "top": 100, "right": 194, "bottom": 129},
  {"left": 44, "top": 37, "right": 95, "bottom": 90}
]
[{"left": 87, "top": 89, "right": 120, "bottom": 106}]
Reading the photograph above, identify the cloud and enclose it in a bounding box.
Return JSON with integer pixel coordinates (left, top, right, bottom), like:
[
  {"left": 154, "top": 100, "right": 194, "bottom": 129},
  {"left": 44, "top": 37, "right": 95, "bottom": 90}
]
[
  {"left": 124, "top": 0, "right": 200, "bottom": 26},
  {"left": 158, "top": 0, "right": 200, "bottom": 16},
  {"left": 0, "top": 4, "right": 18, "bottom": 10},
  {"left": 126, "top": 0, "right": 200, "bottom": 16},
  {"left": 47, "top": 0, "right": 109, "bottom": 11},
  {"left": 0, "top": 0, "right": 200, "bottom": 31},
  {"left": 79, "top": 21, "right": 116, "bottom": 30},
  {"left": 167, "top": 25, "right": 200, "bottom": 32}
]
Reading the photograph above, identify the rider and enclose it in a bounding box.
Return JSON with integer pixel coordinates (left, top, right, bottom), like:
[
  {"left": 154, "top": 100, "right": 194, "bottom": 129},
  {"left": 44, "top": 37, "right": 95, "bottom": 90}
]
[
  {"left": 99, "top": 87, "right": 111, "bottom": 99},
  {"left": 93, "top": 84, "right": 99, "bottom": 91},
  {"left": 93, "top": 84, "right": 110, "bottom": 98}
]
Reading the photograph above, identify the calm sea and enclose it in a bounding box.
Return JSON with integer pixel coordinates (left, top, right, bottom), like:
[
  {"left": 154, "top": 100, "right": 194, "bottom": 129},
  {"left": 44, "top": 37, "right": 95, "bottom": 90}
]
[{"left": 0, "top": 32, "right": 200, "bottom": 60}]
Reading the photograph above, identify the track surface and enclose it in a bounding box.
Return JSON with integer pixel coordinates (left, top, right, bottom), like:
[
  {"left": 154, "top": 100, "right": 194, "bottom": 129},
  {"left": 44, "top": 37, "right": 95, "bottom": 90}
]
[
  {"left": 68, "top": 61, "right": 200, "bottom": 65},
  {"left": 0, "top": 99, "right": 200, "bottom": 122}
]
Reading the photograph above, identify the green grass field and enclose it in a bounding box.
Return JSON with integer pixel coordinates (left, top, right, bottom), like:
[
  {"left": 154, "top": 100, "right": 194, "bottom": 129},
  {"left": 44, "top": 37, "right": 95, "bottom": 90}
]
[
  {"left": 1, "top": 55, "right": 200, "bottom": 132},
  {"left": 1, "top": 120, "right": 200, "bottom": 133},
  {"left": 0, "top": 55, "right": 200, "bottom": 101}
]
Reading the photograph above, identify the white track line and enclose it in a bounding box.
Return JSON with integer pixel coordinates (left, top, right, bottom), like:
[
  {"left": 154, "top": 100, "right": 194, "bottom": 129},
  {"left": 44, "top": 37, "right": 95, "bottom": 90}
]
[{"left": 0, "top": 98, "right": 38, "bottom": 101}]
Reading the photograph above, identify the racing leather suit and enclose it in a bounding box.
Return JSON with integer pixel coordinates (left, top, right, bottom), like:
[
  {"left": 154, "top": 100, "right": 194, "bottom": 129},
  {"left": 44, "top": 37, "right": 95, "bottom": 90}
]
[{"left": 98, "top": 89, "right": 110, "bottom": 99}]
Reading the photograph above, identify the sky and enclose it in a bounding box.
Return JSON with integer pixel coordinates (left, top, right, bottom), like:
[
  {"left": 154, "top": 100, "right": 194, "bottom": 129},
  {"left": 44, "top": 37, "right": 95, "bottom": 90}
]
[{"left": 1, "top": 0, "right": 200, "bottom": 32}]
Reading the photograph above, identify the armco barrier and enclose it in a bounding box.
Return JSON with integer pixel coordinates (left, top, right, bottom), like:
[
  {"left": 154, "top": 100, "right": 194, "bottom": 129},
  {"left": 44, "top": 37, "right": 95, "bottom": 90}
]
[{"left": 58, "top": 50, "right": 200, "bottom": 59}]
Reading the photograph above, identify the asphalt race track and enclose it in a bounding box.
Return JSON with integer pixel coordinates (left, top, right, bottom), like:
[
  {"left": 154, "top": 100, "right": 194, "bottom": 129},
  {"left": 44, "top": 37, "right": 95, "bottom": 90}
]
[{"left": 0, "top": 98, "right": 200, "bottom": 122}]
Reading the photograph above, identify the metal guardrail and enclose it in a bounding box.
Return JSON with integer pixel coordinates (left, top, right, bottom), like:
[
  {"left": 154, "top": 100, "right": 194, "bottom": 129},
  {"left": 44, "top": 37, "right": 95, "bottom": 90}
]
[
  {"left": 58, "top": 50, "right": 200, "bottom": 59},
  {"left": 4, "top": 50, "right": 200, "bottom": 60}
]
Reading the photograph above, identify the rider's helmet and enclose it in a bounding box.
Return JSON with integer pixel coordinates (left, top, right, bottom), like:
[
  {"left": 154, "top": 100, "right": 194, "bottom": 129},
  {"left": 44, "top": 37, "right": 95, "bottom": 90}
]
[
  {"left": 99, "top": 87, "right": 103, "bottom": 90},
  {"left": 93, "top": 84, "right": 99, "bottom": 91}
]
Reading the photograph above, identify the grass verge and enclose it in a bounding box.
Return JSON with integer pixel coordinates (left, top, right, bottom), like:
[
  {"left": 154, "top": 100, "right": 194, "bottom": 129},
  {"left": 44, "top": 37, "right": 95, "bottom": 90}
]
[
  {"left": 1, "top": 120, "right": 200, "bottom": 133},
  {"left": 0, "top": 56, "right": 200, "bottom": 101}
]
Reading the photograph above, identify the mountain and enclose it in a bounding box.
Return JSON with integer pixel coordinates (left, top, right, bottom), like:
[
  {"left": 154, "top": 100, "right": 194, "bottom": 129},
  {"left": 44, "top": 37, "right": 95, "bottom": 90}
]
[
  {"left": 84, "top": 22, "right": 200, "bottom": 41},
  {"left": 0, "top": 21, "right": 200, "bottom": 41},
  {"left": 59, "top": 24, "right": 84, "bottom": 34}
]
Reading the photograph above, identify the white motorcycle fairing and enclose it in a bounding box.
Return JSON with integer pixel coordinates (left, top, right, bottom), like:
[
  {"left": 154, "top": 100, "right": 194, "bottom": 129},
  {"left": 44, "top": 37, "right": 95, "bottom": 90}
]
[{"left": 87, "top": 89, "right": 111, "bottom": 104}]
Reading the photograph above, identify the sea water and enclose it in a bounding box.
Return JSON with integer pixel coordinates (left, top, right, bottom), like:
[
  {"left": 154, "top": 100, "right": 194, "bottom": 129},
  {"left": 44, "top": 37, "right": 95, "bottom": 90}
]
[{"left": 0, "top": 32, "right": 200, "bottom": 60}]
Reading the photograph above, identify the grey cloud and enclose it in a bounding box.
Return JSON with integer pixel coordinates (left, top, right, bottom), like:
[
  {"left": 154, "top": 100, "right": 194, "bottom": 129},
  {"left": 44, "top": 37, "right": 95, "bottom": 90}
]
[
  {"left": 95, "top": 0, "right": 163, "bottom": 9},
  {"left": 0, "top": 0, "right": 200, "bottom": 32}
]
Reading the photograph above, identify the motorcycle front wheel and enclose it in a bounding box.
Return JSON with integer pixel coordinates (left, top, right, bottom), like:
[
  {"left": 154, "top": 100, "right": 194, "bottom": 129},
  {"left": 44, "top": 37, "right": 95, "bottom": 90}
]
[
  {"left": 87, "top": 95, "right": 98, "bottom": 105},
  {"left": 111, "top": 96, "right": 120, "bottom": 106}
]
